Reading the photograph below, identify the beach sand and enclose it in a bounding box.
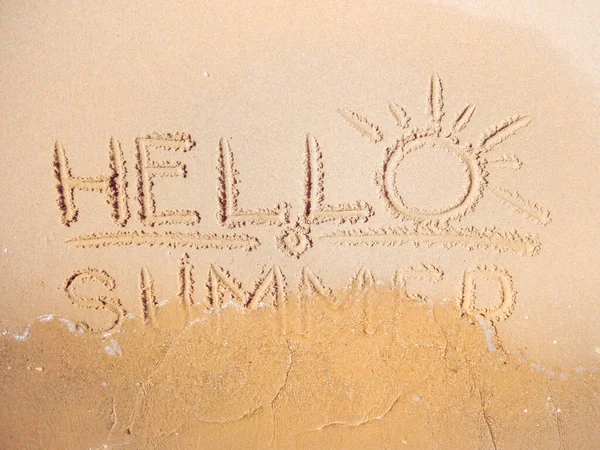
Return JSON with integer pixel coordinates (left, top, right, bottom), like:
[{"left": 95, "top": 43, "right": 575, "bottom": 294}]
[{"left": 0, "top": 1, "right": 598, "bottom": 448}]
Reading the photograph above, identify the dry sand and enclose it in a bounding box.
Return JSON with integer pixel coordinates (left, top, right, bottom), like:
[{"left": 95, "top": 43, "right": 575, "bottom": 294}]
[{"left": 0, "top": 1, "right": 599, "bottom": 448}]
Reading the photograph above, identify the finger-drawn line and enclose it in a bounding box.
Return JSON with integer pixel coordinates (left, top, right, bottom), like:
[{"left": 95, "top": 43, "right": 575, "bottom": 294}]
[
  {"left": 67, "top": 231, "right": 260, "bottom": 251},
  {"left": 479, "top": 116, "right": 532, "bottom": 151},
  {"left": 394, "top": 264, "right": 444, "bottom": 302},
  {"left": 64, "top": 268, "right": 125, "bottom": 333},
  {"left": 451, "top": 103, "right": 476, "bottom": 134},
  {"left": 460, "top": 265, "right": 516, "bottom": 324},
  {"left": 299, "top": 266, "right": 333, "bottom": 300},
  {"left": 136, "top": 133, "right": 200, "bottom": 226},
  {"left": 303, "top": 134, "right": 373, "bottom": 225},
  {"left": 247, "top": 266, "right": 287, "bottom": 310},
  {"left": 178, "top": 253, "right": 195, "bottom": 320},
  {"left": 376, "top": 134, "right": 486, "bottom": 223},
  {"left": 205, "top": 265, "right": 287, "bottom": 311},
  {"left": 485, "top": 154, "right": 522, "bottom": 170},
  {"left": 427, "top": 72, "right": 444, "bottom": 131},
  {"left": 319, "top": 225, "right": 540, "bottom": 256},
  {"left": 108, "top": 137, "right": 129, "bottom": 227},
  {"left": 489, "top": 187, "right": 551, "bottom": 226},
  {"left": 140, "top": 266, "right": 157, "bottom": 325},
  {"left": 217, "top": 137, "right": 289, "bottom": 227},
  {"left": 351, "top": 267, "right": 378, "bottom": 334},
  {"left": 388, "top": 102, "right": 411, "bottom": 129},
  {"left": 276, "top": 223, "right": 312, "bottom": 259},
  {"left": 54, "top": 137, "right": 129, "bottom": 227},
  {"left": 349, "top": 267, "right": 376, "bottom": 292},
  {"left": 337, "top": 109, "right": 383, "bottom": 143},
  {"left": 206, "top": 265, "right": 247, "bottom": 309}
]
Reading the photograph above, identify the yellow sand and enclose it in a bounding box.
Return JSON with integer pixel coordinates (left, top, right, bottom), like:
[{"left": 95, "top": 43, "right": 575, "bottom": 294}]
[{"left": 0, "top": 1, "right": 599, "bottom": 448}]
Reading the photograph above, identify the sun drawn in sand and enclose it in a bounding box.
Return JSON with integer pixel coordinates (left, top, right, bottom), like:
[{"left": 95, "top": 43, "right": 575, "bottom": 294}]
[
  {"left": 324, "top": 74, "right": 551, "bottom": 257},
  {"left": 338, "top": 73, "right": 551, "bottom": 227}
]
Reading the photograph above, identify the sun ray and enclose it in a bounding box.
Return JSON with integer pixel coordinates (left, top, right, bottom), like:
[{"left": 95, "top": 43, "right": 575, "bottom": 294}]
[
  {"left": 427, "top": 73, "right": 444, "bottom": 130},
  {"left": 388, "top": 102, "right": 411, "bottom": 129},
  {"left": 452, "top": 104, "right": 476, "bottom": 133},
  {"left": 485, "top": 154, "right": 523, "bottom": 170},
  {"left": 337, "top": 109, "right": 383, "bottom": 143},
  {"left": 479, "top": 115, "right": 532, "bottom": 151},
  {"left": 489, "top": 186, "right": 551, "bottom": 226}
]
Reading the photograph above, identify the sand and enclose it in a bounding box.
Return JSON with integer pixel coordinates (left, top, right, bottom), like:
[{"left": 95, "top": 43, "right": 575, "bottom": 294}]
[{"left": 0, "top": 0, "right": 599, "bottom": 448}]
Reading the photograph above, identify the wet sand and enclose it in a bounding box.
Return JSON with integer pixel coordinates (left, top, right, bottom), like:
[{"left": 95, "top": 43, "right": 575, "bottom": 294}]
[{"left": 1, "top": 288, "right": 599, "bottom": 449}]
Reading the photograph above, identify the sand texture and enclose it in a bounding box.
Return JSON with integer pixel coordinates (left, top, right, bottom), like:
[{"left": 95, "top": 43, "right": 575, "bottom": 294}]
[{"left": 0, "top": 0, "right": 599, "bottom": 448}]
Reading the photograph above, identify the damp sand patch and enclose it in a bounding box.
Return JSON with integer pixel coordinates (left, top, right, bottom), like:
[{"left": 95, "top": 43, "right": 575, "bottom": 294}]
[{"left": 0, "top": 288, "right": 598, "bottom": 449}]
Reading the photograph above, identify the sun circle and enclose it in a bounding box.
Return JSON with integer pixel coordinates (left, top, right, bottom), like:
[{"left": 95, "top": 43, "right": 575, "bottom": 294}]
[{"left": 383, "top": 135, "right": 484, "bottom": 222}]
